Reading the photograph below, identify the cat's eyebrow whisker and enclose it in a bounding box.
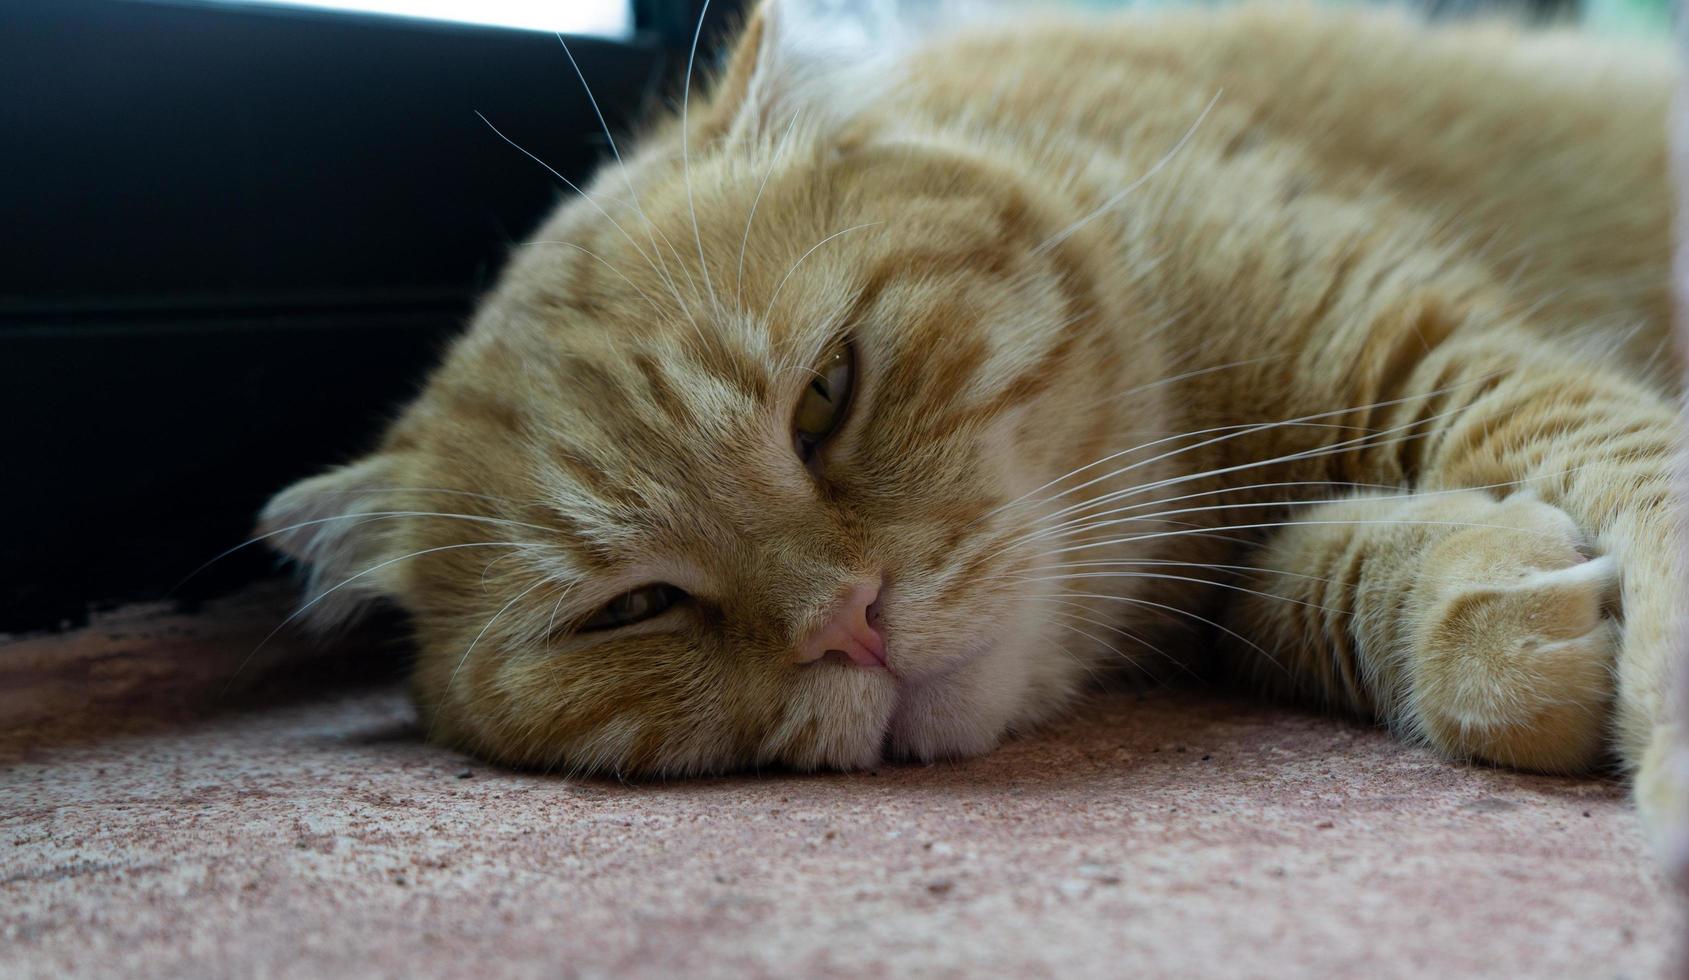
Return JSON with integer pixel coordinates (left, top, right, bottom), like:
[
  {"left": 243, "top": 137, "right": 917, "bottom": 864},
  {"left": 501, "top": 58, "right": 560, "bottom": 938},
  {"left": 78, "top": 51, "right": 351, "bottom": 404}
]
[
  {"left": 1104, "top": 352, "right": 1289, "bottom": 404},
  {"left": 737, "top": 109, "right": 805, "bottom": 311},
  {"left": 545, "top": 580, "right": 580, "bottom": 638},
  {"left": 437, "top": 574, "right": 557, "bottom": 738},
  {"left": 225, "top": 540, "right": 534, "bottom": 695},
  {"left": 555, "top": 31, "right": 687, "bottom": 306},
  {"left": 680, "top": 0, "right": 720, "bottom": 318},
  {"left": 480, "top": 547, "right": 532, "bottom": 586},
  {"left": 292, "top": 486, "right": 520, "bottom": 505},
  {"left": 1035, "top": 89, "right": 1223, "bottom": 253},
  {"left": 174, "top": 510, "right": 562, "bottom": 594},
  {"left": 763, "top": 222, "right": 886, "bottom": 324},
  {"left": 474, "top": 110, "right": 700, "bottom": 329},
  {"left": 526, "top": 241, "right": 664, "bottom": 317},
  {"left": 445, "top": 574, "right": 550, "bottom": 696}
]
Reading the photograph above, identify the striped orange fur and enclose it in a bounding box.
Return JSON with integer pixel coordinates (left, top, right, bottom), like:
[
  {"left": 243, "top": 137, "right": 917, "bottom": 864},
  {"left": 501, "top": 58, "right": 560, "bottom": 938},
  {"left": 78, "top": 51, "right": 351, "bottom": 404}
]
[{"left": 262, "top": 2, "right": 1685, "bottom": 847}]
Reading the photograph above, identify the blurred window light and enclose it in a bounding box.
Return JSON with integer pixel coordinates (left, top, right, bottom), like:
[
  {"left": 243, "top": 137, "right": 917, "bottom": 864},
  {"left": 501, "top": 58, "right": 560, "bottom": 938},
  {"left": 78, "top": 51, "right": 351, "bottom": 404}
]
[{"left": 201, "top": 0, "right": 632, "bottom": 36}]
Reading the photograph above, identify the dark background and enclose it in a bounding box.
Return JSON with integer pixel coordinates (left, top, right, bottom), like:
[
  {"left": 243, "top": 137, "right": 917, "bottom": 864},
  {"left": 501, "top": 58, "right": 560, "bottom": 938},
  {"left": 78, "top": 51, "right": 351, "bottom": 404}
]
[{"left": 1, "top": 0, "right": 745, "bottom": 631}]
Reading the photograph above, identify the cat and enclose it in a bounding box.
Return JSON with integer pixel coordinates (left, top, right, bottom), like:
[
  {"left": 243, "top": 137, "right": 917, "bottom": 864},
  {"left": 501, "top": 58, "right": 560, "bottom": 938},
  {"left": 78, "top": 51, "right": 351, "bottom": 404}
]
[{"left": 260, "top": 0, "right": 1685, "bottom": 843}]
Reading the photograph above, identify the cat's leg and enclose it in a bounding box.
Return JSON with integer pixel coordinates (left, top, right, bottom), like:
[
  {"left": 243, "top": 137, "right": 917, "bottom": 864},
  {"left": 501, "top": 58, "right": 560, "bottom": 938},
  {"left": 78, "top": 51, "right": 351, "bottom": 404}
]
[
  {"left": 1213, "top": 337, "right": 1684, "bottom": 843},
  {"left": 1223, "top": 489, "right": 1623, "bottom": 773}
]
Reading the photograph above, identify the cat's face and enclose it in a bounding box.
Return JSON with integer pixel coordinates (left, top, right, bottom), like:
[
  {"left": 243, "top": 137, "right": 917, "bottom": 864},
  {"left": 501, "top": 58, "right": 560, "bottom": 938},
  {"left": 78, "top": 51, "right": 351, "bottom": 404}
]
[{"left": 263, "top": 3, "right": 1166, "bottom": 774}]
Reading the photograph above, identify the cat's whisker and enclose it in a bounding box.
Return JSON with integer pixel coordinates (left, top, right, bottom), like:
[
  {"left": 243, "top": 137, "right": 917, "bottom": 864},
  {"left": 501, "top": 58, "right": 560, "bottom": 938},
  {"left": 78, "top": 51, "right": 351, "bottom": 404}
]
[
  {"left": 1001, "top": 557, "right": 1347, "bottom": 590},
  {"left": 225, "top": 540, "right": 533, "bottom": 695},
  {"left": 763, "top": 222, "right": 885, "bottom": 325},
  {"left": 1006, "top": 478, "right": 1403, "bottom": 548},
  {"left": 1016, "top": 402, "right": 1471, "bottom": 536},
  {"left": 1021, "top": 570, "right": 1347, "bottom": 615},
  {"left": 999, "top": 433, "right": 1429, "bottom": 557},
  {"left": 527, "top": 240, "right": 663, "bottom": 317},
  {"left": 291, "top": 486, "right": 520, "bottom": 505},
  {"left": 555, "top": 31, "right": 686, "bottom": 308},
  {"left": 440, "top": 574, "right": 557, "bottom": 726},
  {"left": 1102, "top": 352, "right": 1289, "bottom": 405},
  {"left": 175, "top": 510, "right": 561, "bottom": 594},
  {"left": 480, "top": 548, "right": 532, "bottom": 587},
  {"left": 1048, "top": 619, "right": 1163, "bottom": 683},
  {"left": 1035, "top": 89, "right": 1223, "bottom": 252},
  {"left": 1042, "top": 516, "right": 1568, "bottom": 560},
  {"left": 1018, "top": 455, "right": 1611, "bottom": 553},
  {"left": 1016, "top": 474, "right": 1444, "bottom": 549},
  {"left": 476, "top": 112, "right": 706, "bottom": 329},
  {"left": 1044, "top": 600, "right": 1194, "bottom": 680},
  {"left": 1050, "top": 590, "right": 1285, "bottom": 674},
  {"left": 545, "top": 580, "right": 579, "bottom": 639},
  {"left": 982, "top": 373, "right": 1501, "bottom": 530},
  {"left": 474, "top": 110, "right": 695, "bottom": 322},
  {"left": 737, "top": 110, "right": 805, "bottom": 311},
  {"left": 680, "top": 0, "right": 720, "bottom": 317}
]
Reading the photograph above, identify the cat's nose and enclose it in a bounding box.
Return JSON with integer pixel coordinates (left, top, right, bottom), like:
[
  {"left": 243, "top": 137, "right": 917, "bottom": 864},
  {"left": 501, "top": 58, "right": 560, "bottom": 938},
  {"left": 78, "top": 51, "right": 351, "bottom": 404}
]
[{"left": 796, "top": 580, "right": 886, "bottom": 669}]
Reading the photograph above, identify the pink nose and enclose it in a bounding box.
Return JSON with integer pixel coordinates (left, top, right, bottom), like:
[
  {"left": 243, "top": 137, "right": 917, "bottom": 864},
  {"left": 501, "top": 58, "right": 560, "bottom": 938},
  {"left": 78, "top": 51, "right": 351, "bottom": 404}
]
[{"left": 797, "top": 580, "right": 887, "bottom": 670}]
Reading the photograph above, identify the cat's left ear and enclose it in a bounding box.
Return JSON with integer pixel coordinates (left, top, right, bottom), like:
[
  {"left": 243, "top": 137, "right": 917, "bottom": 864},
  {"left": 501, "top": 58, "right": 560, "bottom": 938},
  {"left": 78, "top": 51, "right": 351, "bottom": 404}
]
[
  {"left": 705, "top": 0, "right": 907, "bottom": 142},
  {"left": 258, "top": 454, "right": 407, "bottom": 630}
]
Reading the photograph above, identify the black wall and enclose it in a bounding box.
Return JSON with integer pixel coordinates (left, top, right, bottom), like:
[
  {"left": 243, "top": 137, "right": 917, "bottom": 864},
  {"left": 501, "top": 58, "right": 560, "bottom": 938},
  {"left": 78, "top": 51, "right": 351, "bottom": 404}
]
[{"left": 1, "top": 0, "right": 743, "bottom": 630}]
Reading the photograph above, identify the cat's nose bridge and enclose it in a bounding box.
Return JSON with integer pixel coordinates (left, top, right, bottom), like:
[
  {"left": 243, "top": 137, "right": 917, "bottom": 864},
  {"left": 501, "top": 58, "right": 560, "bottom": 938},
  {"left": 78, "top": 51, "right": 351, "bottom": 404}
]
[{"left": 794, "top": 578, "right": 887, "bottom": 670}]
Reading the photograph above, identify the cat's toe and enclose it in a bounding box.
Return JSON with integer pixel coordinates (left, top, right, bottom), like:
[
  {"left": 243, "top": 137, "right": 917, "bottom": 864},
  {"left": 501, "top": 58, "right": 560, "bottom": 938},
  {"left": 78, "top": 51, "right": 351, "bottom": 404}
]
[
  {"left": 1407, "top": 496, "right": 1620, "bottom": 772},
  {"left": 1637, "top": 722, "right": 1689, "bottom": 883}
]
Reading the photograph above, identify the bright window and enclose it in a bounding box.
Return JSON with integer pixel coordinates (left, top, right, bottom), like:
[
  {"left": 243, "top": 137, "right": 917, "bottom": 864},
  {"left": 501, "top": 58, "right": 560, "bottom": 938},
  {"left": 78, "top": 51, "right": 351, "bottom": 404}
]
[{"left": 200, "top": 0, "right": 632, "bottom": 36}]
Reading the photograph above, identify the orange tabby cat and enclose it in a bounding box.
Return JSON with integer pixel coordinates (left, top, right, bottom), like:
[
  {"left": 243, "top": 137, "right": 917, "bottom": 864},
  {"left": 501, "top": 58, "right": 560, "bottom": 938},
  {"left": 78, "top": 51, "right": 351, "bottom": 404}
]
[{"left": 262, "top": 2, "right": 1684, "bottom": 841}]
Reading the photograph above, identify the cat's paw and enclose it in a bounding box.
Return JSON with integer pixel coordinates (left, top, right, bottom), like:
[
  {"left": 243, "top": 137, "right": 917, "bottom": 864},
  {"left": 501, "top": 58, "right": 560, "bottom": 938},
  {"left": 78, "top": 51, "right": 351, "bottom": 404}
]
[
  {"left": 1637, "top": 722, "right": 1689, "bottom": 884},
  {"left": 1405, "top": 493, "right": 1620, "bottom": 773}
]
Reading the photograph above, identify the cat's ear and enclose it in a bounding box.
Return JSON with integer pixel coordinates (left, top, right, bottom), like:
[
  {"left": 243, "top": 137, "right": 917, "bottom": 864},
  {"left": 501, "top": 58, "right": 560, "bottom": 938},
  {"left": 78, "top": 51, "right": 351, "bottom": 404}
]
[
  {"left": 259, "top": 454, "right": 404, "bottom": 630},
  {"left": 706, "top": 0, "right": 906, "bottom": 141}
]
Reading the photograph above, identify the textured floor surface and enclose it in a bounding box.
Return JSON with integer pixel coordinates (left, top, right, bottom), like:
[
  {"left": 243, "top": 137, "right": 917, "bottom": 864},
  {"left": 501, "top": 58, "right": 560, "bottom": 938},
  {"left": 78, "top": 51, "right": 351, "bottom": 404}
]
[{"left": 1, "top": 591, "right": 1685, "bottom": 979}]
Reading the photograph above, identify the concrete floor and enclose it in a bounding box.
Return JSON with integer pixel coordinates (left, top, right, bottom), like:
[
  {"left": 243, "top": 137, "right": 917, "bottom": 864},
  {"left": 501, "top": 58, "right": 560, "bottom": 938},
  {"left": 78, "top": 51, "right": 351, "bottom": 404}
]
[{"left": 2, "top": 589, "right": 1685, "bottom": 978}]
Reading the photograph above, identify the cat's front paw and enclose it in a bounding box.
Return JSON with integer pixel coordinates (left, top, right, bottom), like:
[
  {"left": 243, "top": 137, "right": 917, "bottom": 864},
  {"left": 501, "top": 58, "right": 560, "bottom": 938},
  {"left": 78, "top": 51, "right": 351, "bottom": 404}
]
[
  {"left": 1406, "top": 493, "right": 1620, "bottom": 773},
  {"left": 1637, "top": 722, "right": 1689, "bottom": 884}
]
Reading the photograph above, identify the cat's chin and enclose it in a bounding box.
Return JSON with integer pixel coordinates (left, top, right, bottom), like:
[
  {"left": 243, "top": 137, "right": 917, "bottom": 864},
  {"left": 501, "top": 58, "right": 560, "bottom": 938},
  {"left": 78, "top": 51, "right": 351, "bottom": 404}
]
[{"left": 878, "top": 637, "right": 1060, "bottom": 764}]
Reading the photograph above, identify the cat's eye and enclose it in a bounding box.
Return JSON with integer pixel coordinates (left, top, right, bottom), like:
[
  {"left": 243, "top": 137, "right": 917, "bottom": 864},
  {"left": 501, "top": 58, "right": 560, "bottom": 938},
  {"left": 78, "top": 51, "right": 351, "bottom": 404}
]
[
  {"left": 579, "top": 584, "right": 686, "bottom": 631},
  {"left": 793, "top": 342, "right": 856, "bottom": 461}
]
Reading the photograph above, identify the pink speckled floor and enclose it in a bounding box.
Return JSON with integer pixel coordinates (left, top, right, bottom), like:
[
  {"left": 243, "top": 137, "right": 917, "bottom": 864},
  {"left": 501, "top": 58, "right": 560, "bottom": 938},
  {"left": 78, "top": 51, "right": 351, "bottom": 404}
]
[{"left": 1, "top": 590, "right": 1685, "bottom": 978}]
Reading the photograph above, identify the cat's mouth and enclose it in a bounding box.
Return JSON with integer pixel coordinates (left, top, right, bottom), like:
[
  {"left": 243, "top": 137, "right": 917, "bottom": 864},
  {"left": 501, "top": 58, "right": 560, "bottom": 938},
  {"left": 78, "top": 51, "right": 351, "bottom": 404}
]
[{"left": 875, "top": 642, "right": 1001, "bottom": 764}]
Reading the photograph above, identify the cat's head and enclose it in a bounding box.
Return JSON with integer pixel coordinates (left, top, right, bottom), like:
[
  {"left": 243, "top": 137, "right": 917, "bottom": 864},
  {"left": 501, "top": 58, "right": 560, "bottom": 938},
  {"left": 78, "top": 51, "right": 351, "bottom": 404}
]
[{"left": 262, "top": 0, "right": 1166, "bottom": 774}]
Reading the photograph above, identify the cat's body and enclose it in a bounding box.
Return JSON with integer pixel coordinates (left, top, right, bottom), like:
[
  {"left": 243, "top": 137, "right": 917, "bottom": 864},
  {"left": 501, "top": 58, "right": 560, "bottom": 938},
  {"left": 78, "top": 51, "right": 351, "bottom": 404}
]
[{"left": 264, "top": 2, "right": 1684, "bottom": 835}]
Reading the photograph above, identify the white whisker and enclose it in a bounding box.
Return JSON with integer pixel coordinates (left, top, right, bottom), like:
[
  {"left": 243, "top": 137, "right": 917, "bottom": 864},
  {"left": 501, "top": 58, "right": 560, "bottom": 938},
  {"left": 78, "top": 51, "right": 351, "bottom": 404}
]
[
  {"left": 444, "top": 574, "right": 554, "bottom": 705},
  {"left": 177, "top": 510, "right": 559, "bottom": 593},
  {"left": 763, "top": 222, "right": 884, "bottom": 323},
  {"left": 1036, "top": 90, "right": 1222, "bottom": 252},
  {"left": 737, "top": 110, "right": 805, "bottom": 309},
  {"left": 680, "top": 0, "right": 718, "bottom": 314},
  {"left": 226, "top": 541, "right": 533, "bottom": 694}
]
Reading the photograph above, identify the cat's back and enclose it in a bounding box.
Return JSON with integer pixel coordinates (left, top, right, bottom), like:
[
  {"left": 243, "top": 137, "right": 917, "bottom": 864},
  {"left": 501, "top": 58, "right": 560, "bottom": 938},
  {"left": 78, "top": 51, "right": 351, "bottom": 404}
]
[{"left": 895, "top": 2, "right": 1675, "bottom": 372}]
